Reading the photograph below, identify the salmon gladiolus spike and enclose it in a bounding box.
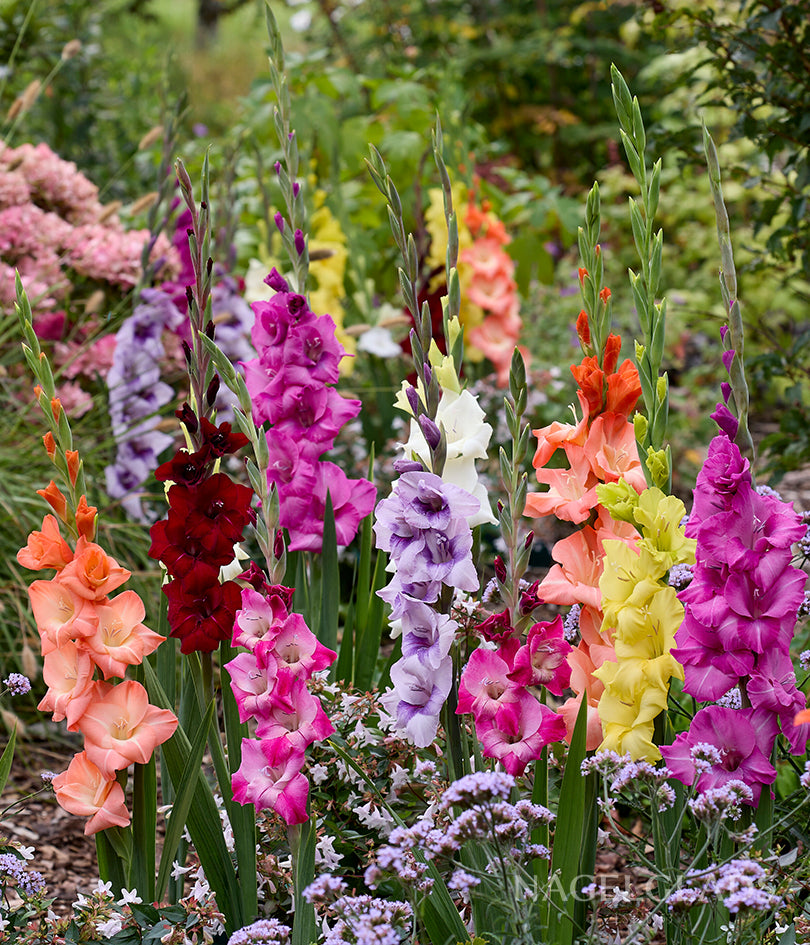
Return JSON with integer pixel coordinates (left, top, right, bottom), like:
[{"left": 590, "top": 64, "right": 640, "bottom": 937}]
[
  {"left": 52, "top": 751, "right": 130, "bottom": 835},
  {"left": 77, "top": 679, "right": 178, "bottom": 778}
]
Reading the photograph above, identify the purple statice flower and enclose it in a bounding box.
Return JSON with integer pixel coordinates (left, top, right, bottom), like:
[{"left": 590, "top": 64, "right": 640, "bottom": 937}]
[
  {"left": 562, "top": 603, "right": 581, "bottom": 642},
  {"left": 447, "top": 868, "right": 481, "bottom": 892},
  {"left": 661, "top": 705, "right": 777, "bottom": 805},
  {"left": 303, "top": 874, "right": 349, "bottom": 905},
  {"left": 3, "top": 672, "right": 31, "bottom": 696},
  {"left": 322, "top": 895, "right": 413, "bottom": 945},
  {"left": 0, "top": 853, "right": 46, "bottom": 897},
  {"left": 687, "top": 779, "right": 752, "bottom": 823},
  {"left": 441, "top": 770, "right": 516, "bottom": 807},
  {"left": 227, "top": 918, "right": 292, "bottom": 944}
]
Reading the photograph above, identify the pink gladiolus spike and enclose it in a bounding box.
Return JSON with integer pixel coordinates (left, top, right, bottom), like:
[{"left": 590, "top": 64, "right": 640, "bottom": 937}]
[
  {"left": 477, "top": 691, "right": 568, "bottom": 775},
  {"left": 457, "top": 648, "right": 522, "bottom": 736},
  {"left": 52, "top": 751, "right": 131, "bottom": 835},
  {"left": 509, "top": 616, "right": 572, "bottom": 696},
  {"left": 231, "top": 738, "right": 309, "bottom": 824},
  {"left": 232, "top": 586, "right": 289, "bottom": 651},
  {"left": 267, "top": 613, "right": 336, "bottom": 678},
  {"left": 77, "top": 679, "right": 178, "bottom": 778},
  {"left": 255, "top": 676, "right": 335, "bottom": 750}
]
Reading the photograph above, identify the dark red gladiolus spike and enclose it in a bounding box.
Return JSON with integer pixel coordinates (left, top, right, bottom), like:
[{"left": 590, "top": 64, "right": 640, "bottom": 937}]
[
  {"left": 199, "top": 417, "right": 249, "bottom": 457},
  {"left": 155, "top": 446, "right": 211, "bottom": 484}
]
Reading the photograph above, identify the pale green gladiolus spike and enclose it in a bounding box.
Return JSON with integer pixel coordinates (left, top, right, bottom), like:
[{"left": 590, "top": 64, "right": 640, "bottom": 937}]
[
  {"left": 645, "top": 446, "right": 669, "bottom": 489},
  {"left": 596, "top": 480, "right": 640, "bottom": 523}
]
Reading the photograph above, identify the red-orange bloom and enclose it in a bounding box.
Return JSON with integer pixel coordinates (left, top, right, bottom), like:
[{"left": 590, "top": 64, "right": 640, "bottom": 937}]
[
  {"left": 576, "top": 310, "right": 590, "bottom": 347},
  {"left": 37, "top": 480, "right": 68, "bottom": 521},
  {"left": 66, "top": 450, "right": 80, "bottom": 486},
  {"left": 43, "top": 432, "right": 56, "bottom": 458}
]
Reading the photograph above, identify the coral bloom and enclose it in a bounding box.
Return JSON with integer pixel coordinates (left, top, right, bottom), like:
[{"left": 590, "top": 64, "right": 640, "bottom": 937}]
[
  {"left": 77, "top": 679, "right": 178, "bottom": 778},
  {"left": 58, "top": 536, "right": 130, "bottom": 601},
  {"left": 17, "top": 514, "right": 72, "bottom": 571},
  {"left": 83, "top": 590, "right": 165, "bottom": 679},
  {"left": 52, "top": 751, "right": 130, "bottom": 835}
]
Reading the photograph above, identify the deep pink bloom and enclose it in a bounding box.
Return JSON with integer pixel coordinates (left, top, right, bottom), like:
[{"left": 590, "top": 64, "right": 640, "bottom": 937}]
[
  {"left": 509, "top": 616, "right": 572, "bottom": 696},
  {"left": 231, "top": 737, "right": 309, "bottom": 824},
  {"left": 457, "top": 647, "right": 523, "bottom": 735},
  {"left": 254, "top": 675, "right": 335, "bottom": 749},
  {"left": 232, "top": 585, "right": 290, "bottom": 651},
  {"left": 476, "top": 691, "right": 567, "bottom": 775},
  {"left": 261, "top": 613, "right": 337, "bottom": 679},
  {"left": 661, "top": 706, "right": 777, "bottom": 805}
]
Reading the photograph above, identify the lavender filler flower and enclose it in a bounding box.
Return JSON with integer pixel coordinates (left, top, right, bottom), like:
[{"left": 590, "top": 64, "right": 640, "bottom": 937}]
[{"left": 3, "top": 673, "right": 31, "bottom": 696}]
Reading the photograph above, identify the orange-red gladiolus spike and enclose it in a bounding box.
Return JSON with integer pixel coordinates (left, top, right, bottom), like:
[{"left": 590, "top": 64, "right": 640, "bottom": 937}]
[
  {"left": 43, "top": 432, "right": 56, "bottom": 459},
  {"left": 37, "top": 481, "right": 68, "bottom": 521},
  {"left": 603, "top": 334, "right": 622, "bottom": 374},
  {"left": 66, "top": 450, "right": 80, "bottom": 486},
  {"left": 576, "top": 310, "right": 590, "bottom": 346},
  {"left": 75, "top": 496, "right": 97, "bottom": 541}
]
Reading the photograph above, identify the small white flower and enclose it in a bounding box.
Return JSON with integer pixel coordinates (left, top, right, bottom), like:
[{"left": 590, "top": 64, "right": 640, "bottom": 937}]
[
  {"left": 72, "top": 893, "right": 89, "bottom": 909},
  {"left": 0, "top": 917, "right": 9, "bottom": 933},
  {"left": 97, "top": 917, "right": 124, "bottom": 937},
  {"left": 310, "top": 763, "right": 329, "bottom": 785},
  {"left": 118, "top": 887, "right": 142, "bottom": 905},
  {"left": 315, "top": 834, "right": 343, "bottom": 871},
  {"left": 93, "top": 879, "right": 114, "bottom": 897},
  {"left": 609, "top": 886, "right": 632, "bottom": 906},
  {"left": 171, "top": 861, "right": 193, "bottom": 880},
  {"left": 18, "top": 845, "right": 35, "bottom": 861}
]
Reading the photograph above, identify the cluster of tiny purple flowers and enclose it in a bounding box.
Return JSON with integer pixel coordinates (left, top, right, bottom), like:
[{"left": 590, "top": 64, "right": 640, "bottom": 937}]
[
  {"left": 0, "top": 852, "right": 46, "bottom": 898},
  {"left": 661, "top": 396, "right": 808, "bottom": 803},
  {"left": 373, "top": 470, "right": 480, "bottom": 746},
  {"left": 242, "top": 270, "right": 375, "bottom": 552},
  {"left": 226, "top": 918, "right": 292, "bottom": 945},
  {"left": 303, "top": 877, "right": 413, "bottom": 945},
  {"left": 666, "top": 858, "right": 781, "bottom": 916},
  {"left": 362, "top": 771, "right": 553, "bottom": 896}
]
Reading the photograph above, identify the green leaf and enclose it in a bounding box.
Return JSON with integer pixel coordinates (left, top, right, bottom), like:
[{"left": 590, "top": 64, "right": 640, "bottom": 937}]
[
  {"left": 131, "top": 757, "right": 157, "bottom": 903},
  {"left": 291, "top": 820, "right": 317, "bottom": 945},
  {"left": 143, "top": 661, "right": 243, "bottom": 932},
  {"left": 319, "top": 491, "right": 339, "bottom": 659},
  {"left": 0, "top": 725, "right": 16, "bottom": 795},
  {"left": 155, "top": 700, "right": 215, "bottom": 901},
  {"left": 547, "top": 697, "right": 590, "bottom": 945}
]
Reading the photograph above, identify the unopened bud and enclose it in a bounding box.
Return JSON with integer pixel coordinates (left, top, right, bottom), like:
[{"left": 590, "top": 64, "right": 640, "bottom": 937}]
[
  {"left": 294, "top": 229, "right": 306, "bottom": 256},
  {"left": 405, "top": 386, "right": 419, "bottom": 416},
  {"left": 418, "top": 415, "right": 441, "bottom": 450},
  {"left": 205, "top": 375, "right": 220, "bottom": 407},
  {"left": 494, "top": 556, "right": 507, "bottom": 583},
  {"left": 175, "top": 403, "right": 198, "bottom": 434},
  {"left": 274, "top": 211, "right": 285, "bottom": 233},
  {"left": 274, "top": 529, "right": 285, "bottom": 559}
]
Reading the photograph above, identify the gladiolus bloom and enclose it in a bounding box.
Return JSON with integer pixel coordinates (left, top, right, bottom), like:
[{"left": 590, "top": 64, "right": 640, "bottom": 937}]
[
  {"left": 52, "top": 751, "right": 131, "bottom": 835},
  {"left": 17, "top": 515, "right": 73, "bottom": 571},
  {"left": 77, "top": 679, "right": 178, "bottom": 777}
]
